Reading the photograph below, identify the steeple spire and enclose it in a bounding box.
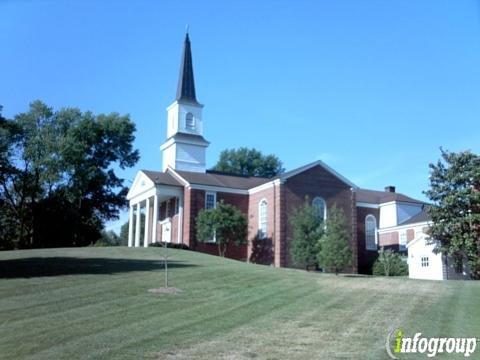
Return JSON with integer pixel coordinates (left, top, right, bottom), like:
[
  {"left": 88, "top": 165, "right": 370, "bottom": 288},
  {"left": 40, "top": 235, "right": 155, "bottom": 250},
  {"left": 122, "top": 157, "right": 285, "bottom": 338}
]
[
  {"left": 176, "top": 32, "right": 197, "bottom": 103},
  {"left": 162, "top": 30, "right": 208, "bottom": 173}
]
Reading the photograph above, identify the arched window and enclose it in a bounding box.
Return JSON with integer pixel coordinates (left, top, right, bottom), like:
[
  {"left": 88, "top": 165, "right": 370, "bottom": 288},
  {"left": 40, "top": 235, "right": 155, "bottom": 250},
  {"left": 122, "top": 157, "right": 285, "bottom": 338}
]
[
  {"left": 312, "top": 197, "right": 327, "bottom": 222},
  {"left": 258, "top": 199, "right": 268, "bottom": 239},
  {"left": 186, "top": 112, "right": 195, "bottom": 130},
  {"left": 365, "top": 215, "right": 377, "bottom": 250}
]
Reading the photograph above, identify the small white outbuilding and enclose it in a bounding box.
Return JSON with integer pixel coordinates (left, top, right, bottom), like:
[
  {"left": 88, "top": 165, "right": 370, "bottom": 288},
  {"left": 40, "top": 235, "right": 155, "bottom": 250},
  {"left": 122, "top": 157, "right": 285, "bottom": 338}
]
[{"left": 407, "top": 234, "right": 470, "bottom": 281}]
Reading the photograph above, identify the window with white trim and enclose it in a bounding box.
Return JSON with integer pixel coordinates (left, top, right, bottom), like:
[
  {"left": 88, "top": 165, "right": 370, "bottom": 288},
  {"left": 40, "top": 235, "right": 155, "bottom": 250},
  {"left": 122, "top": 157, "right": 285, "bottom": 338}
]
[
  {"left": 365, "top": 215, "right": 377, "bottom": 250},
  {"left": 186, "top": 112, "right": 195, "bottom": 130},
  {"left": 312, "top": 197, "right": 327, "bottom": 222},
  {"left": 421, "top": 256, "right": 429, "bottom": 267},
  {"left": 205, "top": 192, "right": 216, "bottom": 210},
  {"left": 399, "top": 231, "right": 407, "bottom": 251},
  {"left": 205, "top": 192, "right": 217, "bottom": 242},
  {"left": 258, "top": 199, "right": 268, "bottom": 239}
]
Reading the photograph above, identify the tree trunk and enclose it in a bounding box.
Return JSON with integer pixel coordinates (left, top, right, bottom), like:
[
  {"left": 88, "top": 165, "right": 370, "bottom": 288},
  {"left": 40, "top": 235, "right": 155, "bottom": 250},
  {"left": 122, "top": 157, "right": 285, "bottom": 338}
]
[{"left": 164, "top": 241, "right": 168, "bottom": 287}]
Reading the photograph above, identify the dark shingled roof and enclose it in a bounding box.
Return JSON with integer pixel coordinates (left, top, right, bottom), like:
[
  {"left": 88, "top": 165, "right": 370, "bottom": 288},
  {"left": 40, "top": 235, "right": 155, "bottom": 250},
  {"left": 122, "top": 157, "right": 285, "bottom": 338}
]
[
  {"left": 356, "top": 188, "right": 425, "bottom": 205},
  {"left": 399, "top": 206, "right": 431, "bottom": 225},
  {"left": 141, "top": 170, "right": 183, "bottom": 187},
  {"left": 176, "top": 33, "right": 198, "bottom": 104},
  {"left": 174, "top": 170, "right": 271, "bottom": 190}
]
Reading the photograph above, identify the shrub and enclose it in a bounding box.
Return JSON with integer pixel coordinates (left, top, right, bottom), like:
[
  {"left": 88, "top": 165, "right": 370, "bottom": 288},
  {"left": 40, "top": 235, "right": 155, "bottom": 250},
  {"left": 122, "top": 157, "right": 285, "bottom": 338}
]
[
  {"left": 317, "top": 206, "right": 352, "bottom": 274},
  {"left": 149, "top": 242, "right": 189, "bottom": 250},
  {"left": 196, "top": 201, "right": 247, "bottom": 257},
  {"left": 372, "top": 247, "right": 408, "bottom": 276},
  {"left": 94, "top": 230, "right": 122, "bottom": 247},
  {"left": 290, "top": 199, "right": 323, "bottom": 269}
]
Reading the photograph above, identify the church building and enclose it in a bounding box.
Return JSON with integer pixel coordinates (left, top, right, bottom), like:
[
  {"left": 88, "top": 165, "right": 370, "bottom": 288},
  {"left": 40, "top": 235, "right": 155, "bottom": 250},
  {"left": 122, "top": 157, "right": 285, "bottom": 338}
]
[{"left": 126, "top": 33, "right": 429, "bottom": 274}]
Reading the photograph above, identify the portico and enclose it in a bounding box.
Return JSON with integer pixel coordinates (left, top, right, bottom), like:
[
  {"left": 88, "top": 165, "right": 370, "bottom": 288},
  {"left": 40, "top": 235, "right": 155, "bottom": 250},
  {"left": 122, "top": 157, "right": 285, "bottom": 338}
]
[{"left": 126, "top": 170, "right": 184, "bottom": 247}]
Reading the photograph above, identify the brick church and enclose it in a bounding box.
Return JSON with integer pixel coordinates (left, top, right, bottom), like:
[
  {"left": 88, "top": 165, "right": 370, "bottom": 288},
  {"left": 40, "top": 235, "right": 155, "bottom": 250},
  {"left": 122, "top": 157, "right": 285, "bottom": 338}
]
[{"left": 127, "top": 33, "right": 427, "bottom": 274}]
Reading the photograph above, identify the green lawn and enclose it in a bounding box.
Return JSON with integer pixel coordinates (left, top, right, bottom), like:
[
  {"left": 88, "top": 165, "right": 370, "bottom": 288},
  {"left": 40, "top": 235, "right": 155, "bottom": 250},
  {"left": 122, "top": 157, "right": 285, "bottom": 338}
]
[{"left": 0, "top": 247, "right": 479, "bottom": 359}]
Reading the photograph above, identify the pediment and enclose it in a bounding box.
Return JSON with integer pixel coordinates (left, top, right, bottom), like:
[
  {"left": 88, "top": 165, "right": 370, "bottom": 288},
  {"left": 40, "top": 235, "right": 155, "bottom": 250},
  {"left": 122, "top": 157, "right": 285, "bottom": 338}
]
[{"left": 126, "top": 171, "right": 155, "bottom": 200}]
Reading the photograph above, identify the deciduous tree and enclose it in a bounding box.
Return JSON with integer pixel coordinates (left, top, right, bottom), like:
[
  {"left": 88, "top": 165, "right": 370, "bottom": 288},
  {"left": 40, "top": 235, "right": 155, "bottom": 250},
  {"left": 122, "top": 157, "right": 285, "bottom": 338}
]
[
  {"left": 212, "top": 147, "right": 284, "bottom": 178},
  {"left": 196, "top": 201, "right": 247, "bottom": 257},
  {"left": 425, "top": 149, "right": 480, "bottom": 279},
  {"left": 0, "top": 101, "right": 139, "bottom": 249}
]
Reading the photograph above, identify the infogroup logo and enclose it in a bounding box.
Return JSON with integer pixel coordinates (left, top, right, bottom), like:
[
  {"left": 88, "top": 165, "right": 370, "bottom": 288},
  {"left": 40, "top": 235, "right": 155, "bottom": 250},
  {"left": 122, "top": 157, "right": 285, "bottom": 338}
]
[{"left": 385, "top": 328, "right": 478, "bottom": 359}]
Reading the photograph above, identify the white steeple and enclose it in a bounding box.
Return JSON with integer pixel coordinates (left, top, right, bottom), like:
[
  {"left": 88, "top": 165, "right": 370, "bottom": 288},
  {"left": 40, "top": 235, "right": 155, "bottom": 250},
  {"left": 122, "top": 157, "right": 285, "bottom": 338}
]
[{"left": 160, "top": 32, "right": 209, "bottom": 173}]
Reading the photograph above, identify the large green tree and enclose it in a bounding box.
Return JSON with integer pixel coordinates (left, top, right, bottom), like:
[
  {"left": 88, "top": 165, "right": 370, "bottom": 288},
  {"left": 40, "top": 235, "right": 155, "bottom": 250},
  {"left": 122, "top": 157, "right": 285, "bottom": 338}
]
[
  {"left": 0, "top": 101, "right": 139, "bottom": 249},
  {"left": 425, "top": 149, "right": 480, "bottom": 279},
  {"left": 290, "top": 199, "right": 324, "bottom": 269},
  {"left": 212, "top": 147, "right": 284, "bottom": 178},
  {"left": 196, "top": 201, "right": 247, "bottom": 257},
  {"left": 317, "top": 206, "right": 352, "bottom": 274}
]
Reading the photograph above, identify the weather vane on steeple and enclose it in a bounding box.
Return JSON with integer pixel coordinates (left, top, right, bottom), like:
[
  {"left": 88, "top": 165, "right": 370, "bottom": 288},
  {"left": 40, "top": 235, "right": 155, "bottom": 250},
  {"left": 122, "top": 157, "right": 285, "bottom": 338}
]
[{"left": 186, "top": 24, "right": 189, "bottom": 34}]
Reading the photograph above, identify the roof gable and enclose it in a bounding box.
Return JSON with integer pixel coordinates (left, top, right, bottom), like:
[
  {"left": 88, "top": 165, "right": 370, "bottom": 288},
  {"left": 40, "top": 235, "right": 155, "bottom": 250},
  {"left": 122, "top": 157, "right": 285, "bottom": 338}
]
[
  {"left": 171, "top": 169, "right": 271, "bottom": 190},
  {"left": 276, "top": 160, "right": 358, "bottom": 189},
  {"left": 127, "top": 171, "right": 155, "bottom": 200}
]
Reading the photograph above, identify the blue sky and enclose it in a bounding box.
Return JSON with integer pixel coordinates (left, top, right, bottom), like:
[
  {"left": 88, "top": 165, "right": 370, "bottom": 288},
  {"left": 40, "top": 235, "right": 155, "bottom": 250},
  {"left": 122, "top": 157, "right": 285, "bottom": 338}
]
[{"left": 1, "top": 0, "right": 480, "bottom": 233}]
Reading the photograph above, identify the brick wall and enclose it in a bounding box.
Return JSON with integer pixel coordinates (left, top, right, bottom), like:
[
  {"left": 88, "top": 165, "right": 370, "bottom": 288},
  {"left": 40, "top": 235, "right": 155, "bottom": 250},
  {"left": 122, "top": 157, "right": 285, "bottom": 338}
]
[
  {"left": 378, "top": 231, "right": 399, "bottom": 249},
  {"left": 186, "top": 189, "right": 249, "bottom": 261},
  {"left": 248, "top": 186, "right": 276, "bottom": 265},
  {"left": 283, "top": 165, "right": 357, "bottom": 272},
  {"left": 182, "top": 187, "right": 193, "bottom": 247},
  {"left": 356, "top": 206, "right": 380, "bottom": 274},
  {"left": 407, "top": 228, "right": 415, "bottom": 242}
]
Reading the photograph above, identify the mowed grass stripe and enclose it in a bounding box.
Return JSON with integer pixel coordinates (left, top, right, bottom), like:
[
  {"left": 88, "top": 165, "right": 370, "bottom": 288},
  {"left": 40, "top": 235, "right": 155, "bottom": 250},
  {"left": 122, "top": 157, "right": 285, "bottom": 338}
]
[
  {"left": 1, "top": 247, "right": 479, "bottom": 360},
  {"left": 1, "top": 260, "right": 299, "bottom": 357},
  {"left": 21, "top": 277, "right": 311, "bottom": 359},
  {"left": 0, "top": 268, "right": 290, "bottom": 346},
  {"left": 0, "top": 263, "right": 269, "bottom": 324}
]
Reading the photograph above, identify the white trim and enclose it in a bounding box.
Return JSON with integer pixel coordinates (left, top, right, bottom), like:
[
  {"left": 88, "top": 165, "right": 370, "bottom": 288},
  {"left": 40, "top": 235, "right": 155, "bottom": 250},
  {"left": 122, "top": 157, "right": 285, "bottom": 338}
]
[
  {"left": 186, "top": 112, "right": 195, "bottom": 130},
  {"left": 189, "top": 184, "right": 249, "bottom": 195},
  {"left": 312, "top": 196, "right": 327, "bottom": 222},
  {"left": 258, "top": 198, "right": 268, "bottom": 239},
  {"left": 177, "top": 194, "right": 184, "bottom": 244},
  {"left": 165, "top": 167, "right": 190, "bottom": 186},
  {"left": 126, "top": 171, "right": 155, "bottom": 200},
  {"left": 160, "top": 135, "right": 209, "bottom": 151},
  {"left": 365, "top": 214, "right": 378, "bottom": 250},
  {"left": 134, "top": 203, "right": 141, "bottom": 247},
  {"left": 406, "top": 233, "right": 438, "bottom": 249},
  {"left": 356, "top": 202, "right": 379, "bottom": 209},
  {"left": 280, "top": 160, "right": 358, "bottom": 189},
  {"left": 204, "top": 192, "right": 217, "bottom": 243},
  {"left": 248, "top": 179, "right": 282, "bottom": 194},
  {"left": 166, "top": 99, "right": 204, "bottom": 112},
  {"left": 379, "top": 200, "right": 424, "bottom": 207},
  {"left": 128, "top": 205, "right": 134, "bottom": 247},
  {"left": 399, "top": 229, "right": 407, "bottom": 250},
  {"left": 144, "top": 197, "right": 150, "bottom": 247},
  {"left": 205, "top": 191, "right": 217, "bottom": 209},
  {"left": 378, "top": 220, "right": 431, "bottom": 234},
  {"left": 159, "top": 138, "right": 174, "bottom": 151},
  {"left": 129, "top": 187, "right": 157, "bottom": 206},
  {"left": 152, "top": 195, "right": 158, "bottom": 244}
]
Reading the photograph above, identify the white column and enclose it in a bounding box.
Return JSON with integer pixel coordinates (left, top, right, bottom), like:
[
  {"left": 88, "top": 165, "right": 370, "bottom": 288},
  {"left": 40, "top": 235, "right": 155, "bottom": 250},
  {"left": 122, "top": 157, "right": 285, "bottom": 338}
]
[
  {"left": 128, "top": 204, "right": 134, "bottom": 247},
  {"left": 152, "top": 194, "right": 158, "bottom": 244},
  {"left": 144, "top": 197, "right": 150, "bottom": 247},
  {"left": 135, "top": 202, "right": 141, "bottom": 247},
  {"left": 178, "top": 194, "right": 184, "bottom": 244}
]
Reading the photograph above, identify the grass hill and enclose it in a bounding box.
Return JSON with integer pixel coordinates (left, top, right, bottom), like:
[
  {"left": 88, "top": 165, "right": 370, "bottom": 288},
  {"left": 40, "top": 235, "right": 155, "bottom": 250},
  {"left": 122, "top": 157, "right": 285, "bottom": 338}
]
[{"left": 0, "top": 247, "right": 479, "bottom": 359}]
